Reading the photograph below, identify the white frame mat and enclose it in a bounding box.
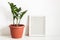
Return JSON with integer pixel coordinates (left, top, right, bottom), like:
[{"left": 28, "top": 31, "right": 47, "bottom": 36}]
[{"left": 29, "top": 16, "right": 45, "bottom": 36}]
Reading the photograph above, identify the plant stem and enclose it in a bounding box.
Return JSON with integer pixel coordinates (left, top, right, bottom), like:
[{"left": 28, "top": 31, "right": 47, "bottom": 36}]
[
  {"left": 16, "top": 19, "right": 18, "bottom": 26},
  {"left": 19, "top": 19, "right": 20, "bottom": 24},
  {"left": 13, "top": 17, "right": 14, "bottom": 24}
]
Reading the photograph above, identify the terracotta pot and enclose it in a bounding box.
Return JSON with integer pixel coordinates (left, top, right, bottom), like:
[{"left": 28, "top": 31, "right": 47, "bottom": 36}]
[{"left": 9, "top": 24, "right": 24, "bottom": 38}]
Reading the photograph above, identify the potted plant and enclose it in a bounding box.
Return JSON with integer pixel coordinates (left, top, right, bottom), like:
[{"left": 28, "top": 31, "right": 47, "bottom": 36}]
[{"left": 8, "top": 2, "right": 27, "bottom": 38}]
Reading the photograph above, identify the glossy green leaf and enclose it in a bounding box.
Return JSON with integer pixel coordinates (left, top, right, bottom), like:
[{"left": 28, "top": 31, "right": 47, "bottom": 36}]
[{"left": 20, "top": 10, "right": 27, "bottom": 19}]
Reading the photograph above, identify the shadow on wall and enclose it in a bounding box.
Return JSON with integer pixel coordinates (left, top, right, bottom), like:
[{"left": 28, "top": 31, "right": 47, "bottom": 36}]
[
  {"left": 0, "top": 26, "right": 10, "bottom": 36},
  {"left": 0, "top": 6, "right": 11, "bottom": 37},
  {"left": 0, "top": 5, "right": 12, "bottom": 22}
]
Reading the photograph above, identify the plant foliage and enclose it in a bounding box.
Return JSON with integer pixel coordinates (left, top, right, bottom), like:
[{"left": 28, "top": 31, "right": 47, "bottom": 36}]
[{"left": 8, "top": 2, "right": 27, "bottom": 25}]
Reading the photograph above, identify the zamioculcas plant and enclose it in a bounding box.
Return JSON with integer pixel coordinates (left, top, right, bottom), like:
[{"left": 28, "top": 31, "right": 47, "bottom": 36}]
[
  {"left": 8, "top": 2, "right": 27, "bottom": 38},
  {"left": 8, "top": 2, "right": 27, "bottom": 25}
]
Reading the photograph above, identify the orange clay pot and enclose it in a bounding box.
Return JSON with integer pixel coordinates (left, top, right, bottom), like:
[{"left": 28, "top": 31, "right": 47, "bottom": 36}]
[{"left": 9, "top": 24, "right": 24, "bottom": 38}]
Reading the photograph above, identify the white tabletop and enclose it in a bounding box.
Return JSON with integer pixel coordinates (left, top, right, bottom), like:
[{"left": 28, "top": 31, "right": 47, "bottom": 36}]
[{"left": 0, "top": 35, "right": 60, "bottom": 40}]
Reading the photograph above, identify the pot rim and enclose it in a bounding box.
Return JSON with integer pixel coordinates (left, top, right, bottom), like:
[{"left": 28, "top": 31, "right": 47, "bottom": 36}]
[{"left": 9, "top": 24, "right": 25, "bottom": 28}]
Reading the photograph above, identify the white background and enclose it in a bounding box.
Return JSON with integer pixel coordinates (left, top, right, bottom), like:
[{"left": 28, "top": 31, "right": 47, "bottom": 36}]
[{"left": 0, "top": 0, "right": 60, "bottom": 40}]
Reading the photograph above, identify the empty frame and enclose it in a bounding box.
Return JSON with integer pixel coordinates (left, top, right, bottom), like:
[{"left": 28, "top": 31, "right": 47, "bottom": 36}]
[{"left": 29, "top": 16, "right": 45, "bottom": 36}]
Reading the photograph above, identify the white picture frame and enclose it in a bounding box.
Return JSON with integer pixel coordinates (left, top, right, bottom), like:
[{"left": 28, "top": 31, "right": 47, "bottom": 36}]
[{"left": 29, "top": 16, "right": 45, "bottom": 36}]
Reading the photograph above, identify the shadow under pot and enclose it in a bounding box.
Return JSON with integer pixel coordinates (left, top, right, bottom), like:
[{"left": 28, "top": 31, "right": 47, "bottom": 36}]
[{"left": 9, "top": 24, "right": 24, "bottom": 38}]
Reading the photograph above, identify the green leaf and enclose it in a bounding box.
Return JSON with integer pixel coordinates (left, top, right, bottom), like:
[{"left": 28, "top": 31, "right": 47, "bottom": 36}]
[
  {"left": 18, "top": 7, "right": 21, "bottom": 12},
  {"left": 20, "top": 10, "right": 27, "bottom": 19}
]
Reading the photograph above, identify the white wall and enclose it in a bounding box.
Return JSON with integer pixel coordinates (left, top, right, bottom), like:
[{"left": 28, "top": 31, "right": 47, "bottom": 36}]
[{"left": 0, "top": 0, "right": 60, "bottom": 37}]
